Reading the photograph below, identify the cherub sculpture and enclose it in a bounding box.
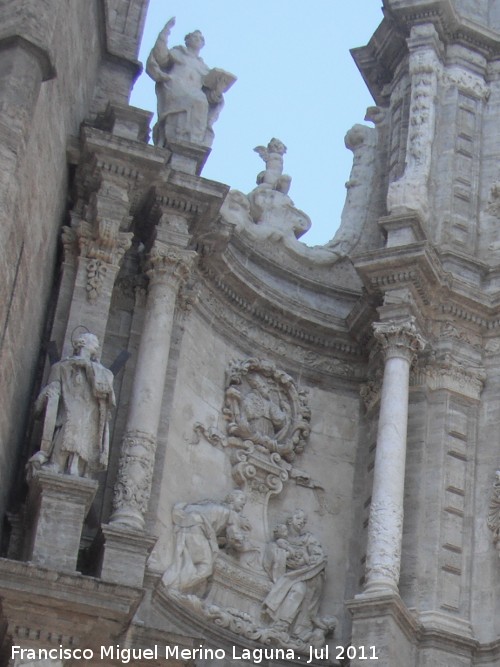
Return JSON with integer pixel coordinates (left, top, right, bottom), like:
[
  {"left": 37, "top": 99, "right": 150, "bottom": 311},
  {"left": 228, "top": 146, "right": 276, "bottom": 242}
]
[{"left": 254, "top": 138, "right": 291, "bottom": 194}]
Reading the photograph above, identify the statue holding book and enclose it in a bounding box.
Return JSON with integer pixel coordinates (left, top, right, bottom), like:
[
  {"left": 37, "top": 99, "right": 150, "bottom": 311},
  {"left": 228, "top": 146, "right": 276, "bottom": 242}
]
[{"left": 146, "top": 17, "right": 236, "bottom": 148}]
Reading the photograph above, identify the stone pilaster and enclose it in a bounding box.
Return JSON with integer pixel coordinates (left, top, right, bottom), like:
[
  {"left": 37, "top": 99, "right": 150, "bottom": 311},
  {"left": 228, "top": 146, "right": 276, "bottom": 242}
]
[
  {"left": 57, "top": 176, "right": 133, "bottom": 358},
  {"left": 363, "top": 317, "right": 425, "bottom": 594},
  {"left": 387, "top": 23, "right": 442, "bottom": 220},
  {"left": 109, "top": 242, "right": 196, "bottom": 530}
]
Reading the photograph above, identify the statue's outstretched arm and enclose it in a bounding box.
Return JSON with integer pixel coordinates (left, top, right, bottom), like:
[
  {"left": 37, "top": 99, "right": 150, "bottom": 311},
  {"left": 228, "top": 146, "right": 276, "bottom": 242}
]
[{"left": 146, "top": 16, "right": 176, "bottom": 81}]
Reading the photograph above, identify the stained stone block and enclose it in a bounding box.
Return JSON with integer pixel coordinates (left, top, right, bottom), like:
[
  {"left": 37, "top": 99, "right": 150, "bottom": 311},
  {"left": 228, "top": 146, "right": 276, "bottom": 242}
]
[
  {"left": 167, "top": 139, "right": 210, "bottom": 176},
  {"left": 347, "top": 593, "right": 417, "bottom": 667},
  {"left": 99, "top": 524, "right": 156, "bottom": 588},
  {"left": 25, "top": 470, "right": 97, "bottom": 572}
]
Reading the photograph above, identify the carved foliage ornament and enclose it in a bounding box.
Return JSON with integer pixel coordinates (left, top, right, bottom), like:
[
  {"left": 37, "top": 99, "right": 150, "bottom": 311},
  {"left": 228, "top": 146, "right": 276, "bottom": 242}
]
[
  {"left": 488, "top": 471, "right": 500, "bottom": 556},
  {"left": 373, "top": 318, "right": 426, "bottom": 362},
  {"left": 112, "top": 430, "right": 157, "bottom": 519}
]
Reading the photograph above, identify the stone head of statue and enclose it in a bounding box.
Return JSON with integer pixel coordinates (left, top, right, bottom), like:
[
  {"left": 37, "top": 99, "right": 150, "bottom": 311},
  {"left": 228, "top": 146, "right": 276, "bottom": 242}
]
[
  {"left": 225, "top": 489, "right": 247, "bottom": 512},
  {"left": 287, "top": 509, "right": 307, "bottom": 533},
  {"left": 73, "top": 333, "right": 100, "bottom": 361},
  {"left": 185, "top": 30, "right": 205, "bottom": 52}
]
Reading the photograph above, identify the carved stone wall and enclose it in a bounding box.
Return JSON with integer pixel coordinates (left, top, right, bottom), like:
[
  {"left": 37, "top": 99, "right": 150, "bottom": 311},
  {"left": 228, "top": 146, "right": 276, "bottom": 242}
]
[{"left": 7, "top": 2, "right": 500, "bottom": 667}]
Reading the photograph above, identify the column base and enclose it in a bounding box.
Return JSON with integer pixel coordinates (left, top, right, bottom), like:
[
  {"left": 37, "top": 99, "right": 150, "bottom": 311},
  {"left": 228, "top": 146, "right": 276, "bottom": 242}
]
[
  {"left": 25, "top": 470, "right": 97, "bottom": 571},
  {"left": 358, "top": 577, "right": 400, "bottom": 597},
  {"left": 346, "top": 592, "right": 418, "bottom": 667},
  {"left": 99, "top": 524, "right": 156, "bottom": 588}
]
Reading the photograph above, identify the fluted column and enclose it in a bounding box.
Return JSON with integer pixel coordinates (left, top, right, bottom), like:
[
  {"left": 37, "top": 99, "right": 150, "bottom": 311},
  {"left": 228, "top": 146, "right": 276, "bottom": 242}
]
[
  {"left": 364, "top": 318, "right": 425, "bottom": 594},
  {"left": 110, "top": 242, "right": 196, "bottom": 530}
]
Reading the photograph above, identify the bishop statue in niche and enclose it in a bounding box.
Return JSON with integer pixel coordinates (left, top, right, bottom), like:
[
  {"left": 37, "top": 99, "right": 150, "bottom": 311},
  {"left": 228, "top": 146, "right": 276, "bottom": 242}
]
[{"left": 28, "top": 332, "right": 115, "bottom": 478}]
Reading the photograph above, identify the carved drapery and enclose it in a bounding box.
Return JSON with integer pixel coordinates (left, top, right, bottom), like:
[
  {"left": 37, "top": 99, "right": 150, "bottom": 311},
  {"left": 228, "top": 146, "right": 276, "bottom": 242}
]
[{"left": 364, "top": 317, "right": 425, "bottom": 594}]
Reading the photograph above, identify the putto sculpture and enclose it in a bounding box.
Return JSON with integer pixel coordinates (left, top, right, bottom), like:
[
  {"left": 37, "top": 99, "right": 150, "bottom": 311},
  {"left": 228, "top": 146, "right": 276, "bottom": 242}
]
[
  {"left": 28, "top": 332, "right": 115, "bottom": 478},
  {"left": 146, "top": 17, "right": 236, "bottom": 148},
  {"left": 254, "top": 138, "right": 291, "bottom": 194}
]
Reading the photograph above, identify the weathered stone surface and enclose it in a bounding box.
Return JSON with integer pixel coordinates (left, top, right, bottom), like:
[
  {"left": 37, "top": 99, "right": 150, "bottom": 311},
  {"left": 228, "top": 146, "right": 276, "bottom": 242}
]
[{"left": 6, "top": 1, "right": 500, "bottom": 665}]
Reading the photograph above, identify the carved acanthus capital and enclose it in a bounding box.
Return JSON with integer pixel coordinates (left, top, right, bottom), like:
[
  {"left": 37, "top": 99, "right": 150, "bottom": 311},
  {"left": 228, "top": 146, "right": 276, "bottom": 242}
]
[
  {"left": 65, "top": 178, "right": 134, "bottom": 303},
  {"left": 76, "top": 177, "right": 133, "bottom": 263},
  {"left": 373, "top": 318, "right": 426, "bottom": 363},
  {"left": 146, "top": 243, "right": 197, "bottom": 289}
]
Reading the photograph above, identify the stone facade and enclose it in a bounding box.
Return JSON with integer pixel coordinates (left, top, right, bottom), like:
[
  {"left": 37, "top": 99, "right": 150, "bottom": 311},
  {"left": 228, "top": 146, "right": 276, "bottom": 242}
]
[{"left": 4, "top": 1, "right": 500, "bottom": 666}]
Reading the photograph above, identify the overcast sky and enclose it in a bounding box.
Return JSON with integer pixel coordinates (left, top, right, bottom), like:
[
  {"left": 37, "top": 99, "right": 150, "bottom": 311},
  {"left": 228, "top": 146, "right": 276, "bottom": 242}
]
[{"left": 130, "top": 1, "right": 384, "bottom": 246}]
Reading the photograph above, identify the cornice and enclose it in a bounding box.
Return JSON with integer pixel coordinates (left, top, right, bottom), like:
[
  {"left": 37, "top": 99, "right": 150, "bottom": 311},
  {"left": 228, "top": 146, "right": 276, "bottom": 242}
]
[
  {"left": 228, "top": 232, "right": 363, "bottom": 300},
  {"left": 353, "top": 1, "right": 500, "bottom": 103},
  {"left": 193, "top": 279, "right": 366, "bottom": 388},
  {"left": 198, "top": 266, "right": 361, "bottom": 356},
  {"left": 353, "top": 240, "right": 500, "bottom": 331},
  {"left": 353, "top": 241, "right": 445, "bottom": 308}
]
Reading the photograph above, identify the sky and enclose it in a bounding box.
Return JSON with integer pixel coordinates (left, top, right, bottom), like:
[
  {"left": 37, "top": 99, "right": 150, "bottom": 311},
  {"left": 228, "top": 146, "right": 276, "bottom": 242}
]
[{"left": 130, "top": 1, "right": 384, "bottom": 246}]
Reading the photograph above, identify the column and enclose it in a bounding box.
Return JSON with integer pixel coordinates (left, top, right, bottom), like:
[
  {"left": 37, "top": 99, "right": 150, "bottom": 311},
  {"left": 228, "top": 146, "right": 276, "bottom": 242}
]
[
  {"left": 364, "top": 317, "right": 425, "bottom": 594},
  {"left": 109, "top": 241, "right": 196, "bottom": 530}
]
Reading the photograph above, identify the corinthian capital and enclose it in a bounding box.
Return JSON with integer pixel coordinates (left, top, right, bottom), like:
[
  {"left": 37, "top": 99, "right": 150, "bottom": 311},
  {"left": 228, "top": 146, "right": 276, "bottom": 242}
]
[
  {"left": 146, "top": 243, "right": 197, "bottom": 287},
  {"left": 373, "top": 317, "right": 426, "bottom": 362}
]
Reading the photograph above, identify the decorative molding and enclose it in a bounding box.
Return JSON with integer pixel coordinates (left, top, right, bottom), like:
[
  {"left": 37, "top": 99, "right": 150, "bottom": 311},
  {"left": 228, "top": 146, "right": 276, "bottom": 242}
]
[
  {"left": 365, "top": 500, "right": 404, "bottom": 588},
  {"left": 195, "top": 279, "right": 364, "bottom": 376},
  {"left": 488, "top": 471, "right": 500, "bottom": 556},
  {"left": 112, "top": 430, "right": 157, "bottom": 528},
  {"left": 412, "top": 360, "right": 485, "bottom": 400},
  {"left": 443, "top": 66, "right": 490, "bottom": 99}
]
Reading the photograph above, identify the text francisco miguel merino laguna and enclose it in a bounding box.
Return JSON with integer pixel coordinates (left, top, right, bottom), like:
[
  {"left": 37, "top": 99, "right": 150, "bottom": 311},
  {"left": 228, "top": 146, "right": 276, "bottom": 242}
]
[{"left": 11, "top": 643, "right": 366, "bottom": 664}]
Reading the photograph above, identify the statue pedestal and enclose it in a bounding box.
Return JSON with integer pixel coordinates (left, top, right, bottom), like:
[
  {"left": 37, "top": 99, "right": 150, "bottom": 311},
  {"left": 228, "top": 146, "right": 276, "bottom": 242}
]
[
  {"left": 166, "top": 138, "right": 210, "bottom": 175},
  {"left": 99, "top": 524, "right": 156, "bottom": 587},
  {"left": 25, "top": 470, "right": 97, "bottom": 571}
]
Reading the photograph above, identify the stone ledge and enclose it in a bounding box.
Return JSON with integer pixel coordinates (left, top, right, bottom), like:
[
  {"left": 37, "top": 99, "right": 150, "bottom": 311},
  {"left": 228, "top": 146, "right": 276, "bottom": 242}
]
[{"left": 0, "top": 558, "right": 143, "bottom": 621}]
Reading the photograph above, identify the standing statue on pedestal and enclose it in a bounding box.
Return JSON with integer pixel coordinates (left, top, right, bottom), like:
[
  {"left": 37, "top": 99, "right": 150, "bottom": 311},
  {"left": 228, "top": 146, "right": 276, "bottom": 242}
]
[
  {"left": 146, "top": 17, "right": 236, "bottom": 148},
  {"left": 29, "top": 333, "right": 115, "bottom": 478}
]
